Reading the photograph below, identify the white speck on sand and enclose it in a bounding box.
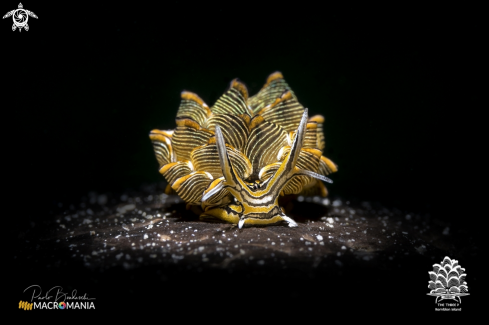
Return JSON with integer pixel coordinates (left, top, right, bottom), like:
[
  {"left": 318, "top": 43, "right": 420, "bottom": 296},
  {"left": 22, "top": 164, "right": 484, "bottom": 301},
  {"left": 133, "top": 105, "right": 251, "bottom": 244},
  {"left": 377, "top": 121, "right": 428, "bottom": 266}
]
[
  {"left": 117, "top": 204, "right": 135, "bottom": 214},
  {"left": 416, "top": 245, "right": 427, "bottom": 254},
  {"left": 332, "top": 199, "right": 342, "bottom": 207}
]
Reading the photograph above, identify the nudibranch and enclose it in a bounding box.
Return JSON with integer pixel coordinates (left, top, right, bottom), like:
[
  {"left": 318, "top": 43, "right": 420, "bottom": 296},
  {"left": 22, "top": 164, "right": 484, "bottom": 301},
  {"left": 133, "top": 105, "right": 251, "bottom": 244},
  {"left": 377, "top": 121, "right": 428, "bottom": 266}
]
[{"left": 149, "top": 72, "right": 337, "bottom": 228}]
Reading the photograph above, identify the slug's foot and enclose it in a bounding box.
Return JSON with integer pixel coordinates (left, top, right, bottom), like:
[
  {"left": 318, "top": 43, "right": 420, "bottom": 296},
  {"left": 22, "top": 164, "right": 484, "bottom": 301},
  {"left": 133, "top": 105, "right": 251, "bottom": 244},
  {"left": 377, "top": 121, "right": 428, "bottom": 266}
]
[
  {"left": 199, "top": 214, "right": 227, "bottom": 223},
  {"left": 281, "top": 215, "right": 298, "bottom": 227},
  {"left": 200, "top": 205, "right": 298, "bottom": 228},
  {"left": 237, "top": 214, "right": 298, "bottom": 228},
  {"left": 199, "top": 205, "right": 241, "bottom": 224}
]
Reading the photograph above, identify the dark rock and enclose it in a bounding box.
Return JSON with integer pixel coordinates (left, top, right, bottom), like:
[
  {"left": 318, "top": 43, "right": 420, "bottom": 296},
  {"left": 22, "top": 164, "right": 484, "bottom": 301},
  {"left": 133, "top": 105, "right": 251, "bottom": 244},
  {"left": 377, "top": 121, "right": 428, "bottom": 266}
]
[{"left": 13, "top": 187, "right": 479, "bottom": 314}]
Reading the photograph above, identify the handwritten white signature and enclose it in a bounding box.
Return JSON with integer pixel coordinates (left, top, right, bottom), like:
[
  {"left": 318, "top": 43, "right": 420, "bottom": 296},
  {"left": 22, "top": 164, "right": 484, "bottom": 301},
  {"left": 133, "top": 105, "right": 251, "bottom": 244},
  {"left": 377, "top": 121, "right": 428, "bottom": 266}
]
[{"left": 23, "top": 285, "right": 96, "bottom": 302}]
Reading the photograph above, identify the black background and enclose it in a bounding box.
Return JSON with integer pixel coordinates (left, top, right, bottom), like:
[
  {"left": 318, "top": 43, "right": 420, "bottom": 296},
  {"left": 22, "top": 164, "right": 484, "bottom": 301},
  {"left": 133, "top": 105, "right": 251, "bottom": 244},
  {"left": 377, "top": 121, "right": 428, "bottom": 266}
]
[{"left": 4, "top": 1, "right": 480, "bottom": 318}]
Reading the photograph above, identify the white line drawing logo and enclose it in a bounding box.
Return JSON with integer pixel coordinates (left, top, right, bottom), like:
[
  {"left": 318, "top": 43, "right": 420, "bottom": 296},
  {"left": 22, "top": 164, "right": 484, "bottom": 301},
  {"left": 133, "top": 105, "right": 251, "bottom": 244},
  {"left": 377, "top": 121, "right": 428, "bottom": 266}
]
[
  {"left": 3, "top": 3, "right": 37, "bottom": 32},
  {"left": 427, "top": 256, "right": 469, "bottom": 303}
]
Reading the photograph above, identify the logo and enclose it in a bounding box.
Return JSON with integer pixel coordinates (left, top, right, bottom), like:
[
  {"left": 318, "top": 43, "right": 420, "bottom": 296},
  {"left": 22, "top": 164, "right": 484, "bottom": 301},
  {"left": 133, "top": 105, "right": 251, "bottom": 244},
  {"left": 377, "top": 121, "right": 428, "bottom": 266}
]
[
  {"left": 20, "top": 285, "right": 96, "bottom": 310},
  {"left": 3, "top": 3, "right": 38, "bottom": 32},
  {"left": 19, "top": 301, "right": 33, "bottom": 311},
  {"left": 427, "top": 256, "right": 469, "bottom": 310}
]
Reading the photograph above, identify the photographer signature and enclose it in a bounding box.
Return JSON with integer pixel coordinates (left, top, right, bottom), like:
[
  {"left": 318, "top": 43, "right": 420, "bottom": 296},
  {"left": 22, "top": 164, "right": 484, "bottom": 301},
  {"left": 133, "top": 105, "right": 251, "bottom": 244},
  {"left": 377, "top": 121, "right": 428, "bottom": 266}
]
[{"left": 23, "top": 285, "right": 96, "bottom": 303}]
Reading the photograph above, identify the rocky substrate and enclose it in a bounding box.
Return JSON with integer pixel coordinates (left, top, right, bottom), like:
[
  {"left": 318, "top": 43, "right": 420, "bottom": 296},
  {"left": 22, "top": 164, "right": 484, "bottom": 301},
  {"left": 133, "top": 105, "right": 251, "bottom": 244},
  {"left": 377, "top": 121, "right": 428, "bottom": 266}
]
[{"left": 14, "top": 184, "right": 479, "bottom": 313}]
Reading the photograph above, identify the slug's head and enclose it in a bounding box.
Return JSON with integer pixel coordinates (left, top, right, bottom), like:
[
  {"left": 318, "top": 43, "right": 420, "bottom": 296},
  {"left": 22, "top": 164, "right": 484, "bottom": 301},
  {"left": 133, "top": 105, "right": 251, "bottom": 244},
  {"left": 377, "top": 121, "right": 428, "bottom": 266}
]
[{"left": 203, "top": 108, "right": 332, "bottom": 228}]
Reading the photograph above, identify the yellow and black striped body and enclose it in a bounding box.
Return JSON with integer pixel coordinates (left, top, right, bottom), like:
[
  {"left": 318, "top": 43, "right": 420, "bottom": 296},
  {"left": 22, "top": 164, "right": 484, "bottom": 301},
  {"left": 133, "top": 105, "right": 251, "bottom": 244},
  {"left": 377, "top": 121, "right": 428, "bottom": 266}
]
[{"left": 149, "top": 72, "right": 337, "bottom": 227}]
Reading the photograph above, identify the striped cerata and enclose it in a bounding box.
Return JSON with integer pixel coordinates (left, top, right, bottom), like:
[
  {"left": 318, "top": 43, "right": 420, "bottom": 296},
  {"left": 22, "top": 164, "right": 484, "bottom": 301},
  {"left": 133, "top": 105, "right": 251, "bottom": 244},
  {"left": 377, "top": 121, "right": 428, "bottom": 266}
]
[{"left": 149, "top": 72, "right": 338, "bottom": 228}]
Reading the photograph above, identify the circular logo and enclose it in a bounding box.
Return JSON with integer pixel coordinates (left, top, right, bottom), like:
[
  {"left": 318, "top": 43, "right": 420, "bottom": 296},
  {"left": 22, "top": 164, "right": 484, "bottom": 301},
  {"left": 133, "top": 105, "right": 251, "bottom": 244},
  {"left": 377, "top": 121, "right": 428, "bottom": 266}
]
[
  {"left": 59, "top": 302, "right": 66, "bottom": 309},
  {"left": 13, "top": 9, "right": 28, "bottom": 28}
]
